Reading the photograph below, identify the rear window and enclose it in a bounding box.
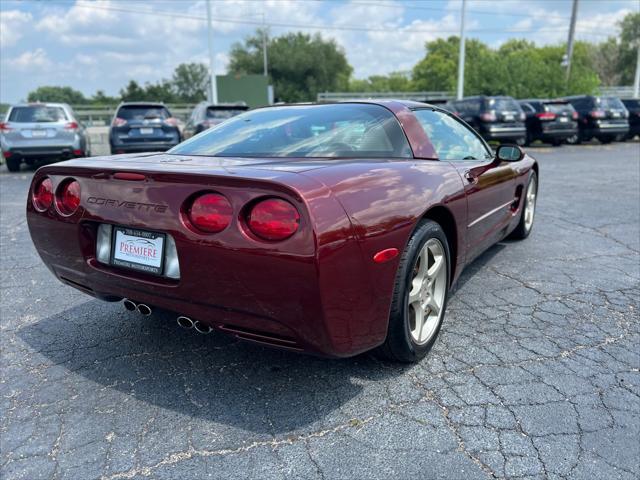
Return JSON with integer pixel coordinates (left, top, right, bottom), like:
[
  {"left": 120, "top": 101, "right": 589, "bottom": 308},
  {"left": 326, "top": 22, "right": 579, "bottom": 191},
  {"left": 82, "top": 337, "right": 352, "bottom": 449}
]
[
  {"left": 545, "top": 102, "right": 575, "bottom": 114},
  {"left": 206, "top": 106, "right": 248, "bottom": 120},
  {"left": 170, "top": 104, "right": 412, "bottom": 158},
  {"left": 9, "top": 106, "right": 67, "bottom": 123},
  {"left": 116, "top": 105, "right": 171, "bottom": 121},
  {"left": 488, "top": 98, "right": 521, "bottom": 112},
  {"left": 597, "top": 97, "right": 625, "bottom": 110}
]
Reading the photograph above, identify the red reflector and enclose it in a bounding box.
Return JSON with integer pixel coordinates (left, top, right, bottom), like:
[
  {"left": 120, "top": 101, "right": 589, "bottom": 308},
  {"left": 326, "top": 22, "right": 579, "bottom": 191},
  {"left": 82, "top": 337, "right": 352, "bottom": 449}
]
[
  {"left": 188, "top": 193, "right": 233, "bottom": 233},
  {"left": 32, "top": 177, "right": 53, "bottom": 211},
  {"left": 248, "top": 198, "right": 300, "bottom": 241},
  {"left": 113, "top": 172, "right": 146, "bottom": 181},
  {"left": 73, "top": 149, "right": 83, "bottom": 156},
  {"left": 3, "top": 151, "right": 12, "bottom": 158},
  {"left": 373, "top": 248, "right": 399, "bottom": 263},
  {"left": 57, "top": 180, "right": 81, "bottom": 215}
]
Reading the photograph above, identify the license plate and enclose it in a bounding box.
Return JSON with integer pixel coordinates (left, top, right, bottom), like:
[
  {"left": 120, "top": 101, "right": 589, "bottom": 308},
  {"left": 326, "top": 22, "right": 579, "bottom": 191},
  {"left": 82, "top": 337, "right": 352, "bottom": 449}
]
[
  {"left": 559, "top": 117, "right": 568, "bottom": 122},
  {"left": 504, "top": 115, "right": 514, "bottom": 121},
  {"left": 32, "top": 130, "right": 47, "bottom": 137},
  {"left": 612, "top": 112, "right": 620, "bottom": 118},
  {"left": 111, "top": 227, "right": 164, "bottom": 275},
  {"left": 139, "top": 127, "right": 154, "bottom": 135}
]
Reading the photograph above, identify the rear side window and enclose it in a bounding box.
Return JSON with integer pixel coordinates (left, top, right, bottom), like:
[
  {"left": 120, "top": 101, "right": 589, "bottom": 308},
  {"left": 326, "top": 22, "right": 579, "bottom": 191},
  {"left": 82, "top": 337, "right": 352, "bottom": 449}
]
[
  {"left": 623, "top": 99, "right": 639, "bottom": 110},
  {"left": 9, "top": 106, "right": 67, "bottom": 123},
  {"left": 414, "top": 109, "right": 492, "bottom": 161},
  {"left": 170, "top": 104, "right": 412, "bottom": 158},
  {"left": 206, "top": 106, "right": 248, "bottom": 120},
  {"left": 116, "top": 105, "right": 171, "bottom": 121},
  {"left": 488, "top": 98, "right": 521, "bottom": 112}
]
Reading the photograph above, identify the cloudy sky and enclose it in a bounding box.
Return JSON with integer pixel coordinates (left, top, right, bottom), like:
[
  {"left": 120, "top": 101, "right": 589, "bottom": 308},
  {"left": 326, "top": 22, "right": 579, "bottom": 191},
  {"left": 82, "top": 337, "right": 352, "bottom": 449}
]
[{"left": 0, "top": 0, "right": 637, "bottom": 103}]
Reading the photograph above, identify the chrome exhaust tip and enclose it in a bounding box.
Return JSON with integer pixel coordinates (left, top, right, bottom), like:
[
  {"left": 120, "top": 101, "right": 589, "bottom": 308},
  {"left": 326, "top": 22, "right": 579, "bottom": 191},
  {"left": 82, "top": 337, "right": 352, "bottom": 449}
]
[
  {"left": 177, "top": 316, "right": 194, "bottom": 329},
  {"left": 194, "top": 321, "right": 213, "bottom": 334},
  {"left": 137, "top": 304, "right": 152, "bottom": 316},
  {"left": 123, "top": 299, "right": 137, "bottom": 312}
]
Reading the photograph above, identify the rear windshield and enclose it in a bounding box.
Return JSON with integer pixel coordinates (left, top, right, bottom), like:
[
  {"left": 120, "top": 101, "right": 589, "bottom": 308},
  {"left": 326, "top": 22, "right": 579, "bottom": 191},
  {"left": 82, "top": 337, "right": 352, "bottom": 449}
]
[
  {"left": 597, "top": 97, "right": 625, "bottom": 110},
  {"left": 9, "top": 106, "right": 67, "bottom": 123},
  {"left": 117, "top": 105, "right": 171, "bottom": 121},
  {"left": 545, "top": 102, "right": 574, "bottom": 114},
  {"left": 487, "top": 98, "right": 521, "bottom": 112},
  {"left": 170, "top": 104, "right": 412, "bottom": 158},
  {"left": 206, "top": 106, "right": 248, "bottom": 120}
]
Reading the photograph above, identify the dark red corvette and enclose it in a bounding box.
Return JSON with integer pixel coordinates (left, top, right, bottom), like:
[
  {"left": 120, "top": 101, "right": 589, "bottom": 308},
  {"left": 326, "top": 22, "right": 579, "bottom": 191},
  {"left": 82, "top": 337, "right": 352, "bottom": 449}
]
[{"left": 27, "top": 101, "right": 538, "bottom": 362}]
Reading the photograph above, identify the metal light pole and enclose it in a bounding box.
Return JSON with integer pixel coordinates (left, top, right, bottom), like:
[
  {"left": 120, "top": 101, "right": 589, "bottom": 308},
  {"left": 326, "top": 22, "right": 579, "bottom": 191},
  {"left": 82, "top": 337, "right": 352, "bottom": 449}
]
[
  {"left": 564, "top": 0, "right": 579, "bottom": 83},
  {"left": 633, "top": 45, "right": 640, "bottom": 99},
  {"left": 261, "top": 13, "right": 268, "bottom": 77},
  {"left": 206, "top": 0, "right": 218, "bottom": 104},
  {"left": 456, "top": 0, "right": 466, "bottom": 100}
]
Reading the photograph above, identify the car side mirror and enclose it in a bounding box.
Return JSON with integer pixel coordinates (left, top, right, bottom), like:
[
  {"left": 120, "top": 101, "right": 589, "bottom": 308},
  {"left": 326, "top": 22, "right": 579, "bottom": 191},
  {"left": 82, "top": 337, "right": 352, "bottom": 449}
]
[{"left": 496, "top": 144, "right": 525, "bottom": 162}]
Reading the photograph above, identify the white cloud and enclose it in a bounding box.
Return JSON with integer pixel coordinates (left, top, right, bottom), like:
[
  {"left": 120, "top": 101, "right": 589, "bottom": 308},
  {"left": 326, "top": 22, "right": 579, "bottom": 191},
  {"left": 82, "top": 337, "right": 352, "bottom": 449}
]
[
  {"left": 0, "top": 10, "right": 33, "bottom": 48},
  {"left": 6, "top": 48, "right": 53, "bottom": 71}
]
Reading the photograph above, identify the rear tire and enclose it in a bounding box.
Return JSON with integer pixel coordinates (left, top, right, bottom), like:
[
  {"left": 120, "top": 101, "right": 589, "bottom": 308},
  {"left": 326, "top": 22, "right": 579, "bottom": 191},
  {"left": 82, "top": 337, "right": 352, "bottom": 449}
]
[
  {"left": 6, "top": 157, "right": 20, "bottom": 172},
  {"left": 510, "top": 171, "right": 538, "bottom": 240},
  {"left": 377, "top": 220, "right": 450, "bottom": 363}
]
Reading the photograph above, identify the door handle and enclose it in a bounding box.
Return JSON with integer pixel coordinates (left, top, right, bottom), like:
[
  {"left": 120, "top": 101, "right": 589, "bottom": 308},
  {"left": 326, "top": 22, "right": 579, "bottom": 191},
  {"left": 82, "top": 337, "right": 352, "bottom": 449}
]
[{"left": 464, "top": 172, "right": 478, "bottom": 184}]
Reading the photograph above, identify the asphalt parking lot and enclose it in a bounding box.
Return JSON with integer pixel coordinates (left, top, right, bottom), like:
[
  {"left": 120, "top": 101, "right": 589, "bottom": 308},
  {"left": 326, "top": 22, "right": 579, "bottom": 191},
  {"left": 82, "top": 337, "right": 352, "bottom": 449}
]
[{"left": 1, "top": 143, "right": 639, "bottom": 480}]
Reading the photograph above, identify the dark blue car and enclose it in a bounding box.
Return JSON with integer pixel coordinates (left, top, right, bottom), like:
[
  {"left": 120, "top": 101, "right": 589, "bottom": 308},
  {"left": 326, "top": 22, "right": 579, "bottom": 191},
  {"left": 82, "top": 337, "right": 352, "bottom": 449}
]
[{"left": 109, "top": 102, "right": 181, "bottom": 154}]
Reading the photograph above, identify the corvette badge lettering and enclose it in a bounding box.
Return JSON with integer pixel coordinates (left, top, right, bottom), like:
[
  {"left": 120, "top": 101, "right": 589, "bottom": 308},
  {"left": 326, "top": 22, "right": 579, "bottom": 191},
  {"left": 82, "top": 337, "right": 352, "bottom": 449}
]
[{"left": 87, "top": 197, "right": 168, "bottom": 213}]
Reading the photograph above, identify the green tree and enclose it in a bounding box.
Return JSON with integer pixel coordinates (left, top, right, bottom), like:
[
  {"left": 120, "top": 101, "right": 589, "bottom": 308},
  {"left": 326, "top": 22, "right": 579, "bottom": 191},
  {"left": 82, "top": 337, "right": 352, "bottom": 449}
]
[
  {"left": 591, "top": 37, "right": 621, "bottom": 86},
  {"left": 617, "top": 12, "right": 640, "bottom": 85},
  {"left": 90, "top": 90, "right": 118, "bottom": 105},
  {"left": 229, "top": 30, "right": 352, "bottom": 102},
  {"left": 172, "top": 63, "right": 209, "bottom": 103},
  {"left": 349, "top": 71, "right": 413, "bottom": 92},
  {"left": 27, "top": 86, "right": 86, "bottom": 104}
]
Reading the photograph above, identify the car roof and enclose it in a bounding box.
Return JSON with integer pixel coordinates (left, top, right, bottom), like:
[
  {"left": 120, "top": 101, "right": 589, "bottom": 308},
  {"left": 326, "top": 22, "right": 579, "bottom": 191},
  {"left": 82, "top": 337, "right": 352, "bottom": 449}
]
[
  {"left": 10, "top": 102, "right": 70, "bottom": 108},
  {"left": 519, "top": 99, "right": 569, "bottom": 103},
  {"left": 118, "top": 102, "right": 167, "bottom": 107}
]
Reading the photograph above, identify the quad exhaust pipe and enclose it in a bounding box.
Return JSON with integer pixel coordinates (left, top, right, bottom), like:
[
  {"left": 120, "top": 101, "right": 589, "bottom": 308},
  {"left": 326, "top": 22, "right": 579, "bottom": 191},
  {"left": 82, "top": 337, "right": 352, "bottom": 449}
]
[
  {"left": 124, "top": 301, "right": 211, "bottom": 334},
  {"left": 176, "top": 316, "right": 212, "bottom": 334},
  {"left": 123, "top": 299, "right": 153, "bottom": 316}
]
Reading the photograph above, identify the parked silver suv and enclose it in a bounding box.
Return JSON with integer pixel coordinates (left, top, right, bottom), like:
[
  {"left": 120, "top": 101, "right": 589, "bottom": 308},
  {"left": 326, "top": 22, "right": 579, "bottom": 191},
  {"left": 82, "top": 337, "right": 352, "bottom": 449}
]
[{"left": 0, "top": 103, "right": 90, "bottom": 172}]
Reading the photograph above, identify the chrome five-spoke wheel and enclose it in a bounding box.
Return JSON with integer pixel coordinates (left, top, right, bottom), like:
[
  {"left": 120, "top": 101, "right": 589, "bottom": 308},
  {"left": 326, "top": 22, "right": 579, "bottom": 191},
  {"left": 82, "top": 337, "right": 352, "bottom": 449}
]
[
  {"left": 523, "top": 174, "right": 537, "bottom": 232},
  {"left": 407, "top": 238, "right": 447, "bottom": 345}
]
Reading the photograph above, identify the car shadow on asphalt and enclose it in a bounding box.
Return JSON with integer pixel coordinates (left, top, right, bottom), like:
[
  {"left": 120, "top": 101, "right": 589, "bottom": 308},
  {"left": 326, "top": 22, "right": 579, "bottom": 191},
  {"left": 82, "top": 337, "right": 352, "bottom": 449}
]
[{"left": 18, "top": 240, "right": 507, "bottom": 434}]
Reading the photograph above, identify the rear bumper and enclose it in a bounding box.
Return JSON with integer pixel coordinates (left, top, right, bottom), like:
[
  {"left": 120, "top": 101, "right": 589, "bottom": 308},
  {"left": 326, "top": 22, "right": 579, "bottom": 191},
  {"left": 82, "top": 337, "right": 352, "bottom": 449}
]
[
  {"left": 4, "top": 146, "right": 81, "bottom": 160},
  {"left": 584, "top": 121, "right": 629, "bottom": 137},
  {"left": 538, "top": 127, "right": 577, "bottom": 141},
  {"left": 481, "top": 125, "right": 526, "bottom": 141},
  {"left": 110, "top": 142, "right": 179, "bottom": 153}
]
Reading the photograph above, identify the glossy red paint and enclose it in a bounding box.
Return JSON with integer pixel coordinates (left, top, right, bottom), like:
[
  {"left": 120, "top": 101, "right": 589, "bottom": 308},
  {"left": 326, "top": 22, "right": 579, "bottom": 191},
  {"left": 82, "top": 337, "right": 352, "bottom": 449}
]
[{"left": 26, "top": 100, "right": 537, "bottom": 357}]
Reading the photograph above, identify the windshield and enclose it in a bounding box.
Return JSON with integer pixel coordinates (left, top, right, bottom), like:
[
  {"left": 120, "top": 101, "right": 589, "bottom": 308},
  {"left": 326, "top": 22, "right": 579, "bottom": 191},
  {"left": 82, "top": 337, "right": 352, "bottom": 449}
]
[
  {"left": 171, "top": 104, "right": 412, "bottom": 158},
  {"left": 206, "top": 106, "right": 248, "bottom": 120},
  {"left": 117, "top": 106, "right": 170, "bottom": 121},
  {"left": 598, "top": 97, "right": 625, "bottom": 110},
  {"left": 9, "top": 106, "right": 67, "bottom": 123}
]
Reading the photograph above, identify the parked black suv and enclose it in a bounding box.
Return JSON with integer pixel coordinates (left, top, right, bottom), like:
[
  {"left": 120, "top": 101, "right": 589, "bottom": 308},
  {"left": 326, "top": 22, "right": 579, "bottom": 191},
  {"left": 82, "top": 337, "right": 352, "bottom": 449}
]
[
  {"left": 449, "top": 96, "right": 526, "bottom": 144},
  {"left": 563, "top": 95, "right": 629, "bottom": 144},
  {"left": 518, "top": 99, "right": 578, "bottom": 146},
  {"left": 621, "top": 98, "right": 640, "bottom": 140},
  {"left": 109, "top": 102, "right": 181, "bottom": 154},
  {"left": 183, "top": 102, "right": 249, "bottom": 139}
]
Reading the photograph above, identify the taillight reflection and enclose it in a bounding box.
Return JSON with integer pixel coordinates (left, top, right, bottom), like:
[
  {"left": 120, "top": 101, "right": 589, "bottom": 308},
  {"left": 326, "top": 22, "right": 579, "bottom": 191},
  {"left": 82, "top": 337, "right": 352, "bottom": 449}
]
[
  {"left": 112, "top": 117, "right": 127, "bottom": 127},
  {"left": 247, "top": 198, "right": 300, "bottom": 241},
  {"left": 56, "top": 179, "right": 81, "bottom": 215},
  {"left": 187, "top": 193, "right": 233, "bottom": 233},
  {"left": 32, "top": 177, "right": 53, "bottom": 211}
]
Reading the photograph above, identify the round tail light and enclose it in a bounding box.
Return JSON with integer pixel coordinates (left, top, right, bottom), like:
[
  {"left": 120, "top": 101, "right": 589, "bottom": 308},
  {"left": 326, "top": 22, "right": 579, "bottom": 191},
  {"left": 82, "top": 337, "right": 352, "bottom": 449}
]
[
  {"left": 32, "top": 177, "right": 53, "bottom": 211},
  {"left": 188, "top": 193, "right": 233, "bottom": 233},
  {"left": 57, "top": 179, "right": 81, "bottom": 215},
  {"left": 247, "top": 198, "right": 300, "bottom": 241}
]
